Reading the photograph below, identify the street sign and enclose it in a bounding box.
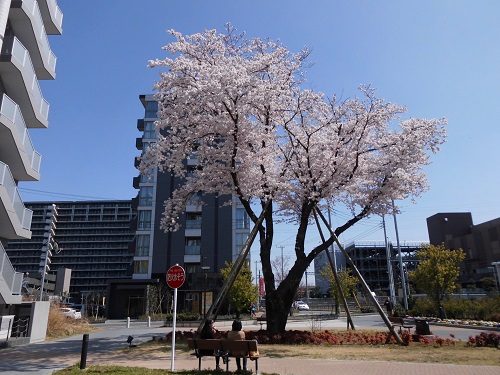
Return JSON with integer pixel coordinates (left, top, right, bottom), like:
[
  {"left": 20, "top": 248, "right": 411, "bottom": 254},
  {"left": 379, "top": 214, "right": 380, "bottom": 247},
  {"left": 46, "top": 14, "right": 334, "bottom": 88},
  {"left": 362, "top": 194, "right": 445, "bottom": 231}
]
[
  {"left": 167, "top": 264, "right": 185, "bottom": 371},
  {"left": 166, "top": 264, "right": 185, "bottom": 289}
]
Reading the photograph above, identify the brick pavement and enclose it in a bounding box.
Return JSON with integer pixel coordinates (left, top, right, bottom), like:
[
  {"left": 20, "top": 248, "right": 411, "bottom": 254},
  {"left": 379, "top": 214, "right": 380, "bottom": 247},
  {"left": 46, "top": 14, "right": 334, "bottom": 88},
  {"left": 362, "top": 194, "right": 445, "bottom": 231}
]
[{"left": 87, "top": 352, "right": 500, "bottom": 375}]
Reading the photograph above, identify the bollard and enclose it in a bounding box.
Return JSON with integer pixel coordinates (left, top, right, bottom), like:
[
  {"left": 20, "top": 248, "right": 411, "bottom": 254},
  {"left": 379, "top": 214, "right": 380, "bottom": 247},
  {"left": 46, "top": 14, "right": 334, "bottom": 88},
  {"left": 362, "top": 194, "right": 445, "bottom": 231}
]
[
  {"left": 80, "top": 333, "right": 89, "bottom": 369},
  {"left": 127, "top": 317, "right": 130, "bottom": 328},
  {"left": 147, "top": 316, "right": 151, "bottom": 328}
]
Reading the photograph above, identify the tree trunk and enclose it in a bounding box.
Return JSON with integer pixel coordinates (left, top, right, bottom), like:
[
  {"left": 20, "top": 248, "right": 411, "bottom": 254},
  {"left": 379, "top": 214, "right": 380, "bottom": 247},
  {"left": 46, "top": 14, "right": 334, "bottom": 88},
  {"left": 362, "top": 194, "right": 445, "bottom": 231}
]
[{"left": 263, "top": 255, "right": 309, "bottom": 332}]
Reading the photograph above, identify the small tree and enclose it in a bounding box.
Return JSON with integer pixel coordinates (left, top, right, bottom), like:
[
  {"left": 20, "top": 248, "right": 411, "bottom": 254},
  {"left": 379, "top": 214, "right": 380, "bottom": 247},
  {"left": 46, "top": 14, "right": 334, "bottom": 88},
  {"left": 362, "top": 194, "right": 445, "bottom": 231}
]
[
  {"left": 320, "top": 266, "right": 358, "bottom": 315},
  {"left": 409, "top": 243, "right": 465, "bottom": 310},
  {"left": 220, "top": 261, "right": 259, "bottom": 317},
  {"left": 147, "top": 282, "right": 172, "bottom": 316}
]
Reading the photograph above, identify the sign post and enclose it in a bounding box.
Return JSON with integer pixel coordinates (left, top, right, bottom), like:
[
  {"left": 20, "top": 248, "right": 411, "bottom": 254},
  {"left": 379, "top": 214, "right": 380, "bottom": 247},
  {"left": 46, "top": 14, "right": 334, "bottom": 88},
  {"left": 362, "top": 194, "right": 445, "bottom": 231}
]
[{"left": 166, "top": 264, "right": 185, "bottom": 371}]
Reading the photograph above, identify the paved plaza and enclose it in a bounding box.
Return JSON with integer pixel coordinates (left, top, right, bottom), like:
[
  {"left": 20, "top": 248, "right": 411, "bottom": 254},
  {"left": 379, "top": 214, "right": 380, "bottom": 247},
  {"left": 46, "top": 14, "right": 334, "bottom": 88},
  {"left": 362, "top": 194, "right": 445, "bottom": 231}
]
[{"left": 0, "top": 315, "right": 498, "bottom": 375}]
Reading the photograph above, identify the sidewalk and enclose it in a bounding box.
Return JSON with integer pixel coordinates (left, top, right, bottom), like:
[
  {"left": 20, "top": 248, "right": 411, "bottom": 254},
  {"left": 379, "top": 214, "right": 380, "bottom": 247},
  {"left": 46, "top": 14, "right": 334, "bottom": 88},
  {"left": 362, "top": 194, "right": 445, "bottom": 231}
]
[{"left": 89, "top": 351, "right": 500, "bottom": 375}]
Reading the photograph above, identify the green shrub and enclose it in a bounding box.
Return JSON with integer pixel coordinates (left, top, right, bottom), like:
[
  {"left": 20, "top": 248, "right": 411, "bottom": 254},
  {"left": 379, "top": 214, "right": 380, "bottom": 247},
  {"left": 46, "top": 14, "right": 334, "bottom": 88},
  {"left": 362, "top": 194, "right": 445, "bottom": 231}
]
[
  {"left": 393, "top": 304, "right": 406, "bottom": 317},
  {"left": 409, "top": 297, "right": 436, "bottom": 317},
  {"left": 164, "top": 311, "right": 201, "bottom": 321},
  {"left": 409, "top": 296, "right": 500, "bottom": 320},
  {"left": 360, "top": 306, "right": 375, "bottom": 313}
]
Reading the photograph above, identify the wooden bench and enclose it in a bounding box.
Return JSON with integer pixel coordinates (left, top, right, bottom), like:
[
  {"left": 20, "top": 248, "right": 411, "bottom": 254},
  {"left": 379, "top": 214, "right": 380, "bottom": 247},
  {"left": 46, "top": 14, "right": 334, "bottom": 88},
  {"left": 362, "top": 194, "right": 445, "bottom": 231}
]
[
  {"left": 187, "top": 338, "right": 260, "bottom": 373},
  {"left": 255, "top": 313, "right": 266, "bottom": 330},
  {"left": 388, "top": 317, "right": 414, "bottom": 334}
]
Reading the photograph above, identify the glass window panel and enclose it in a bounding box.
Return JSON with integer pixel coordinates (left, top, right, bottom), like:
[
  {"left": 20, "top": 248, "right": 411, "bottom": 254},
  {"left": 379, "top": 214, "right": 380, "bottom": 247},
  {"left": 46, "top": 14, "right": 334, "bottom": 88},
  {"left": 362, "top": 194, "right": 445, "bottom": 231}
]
[
  {"left": 134, "top": 260, "right": 149, "bottom": 274},
  {"left": 138, "top": 210, "right": 152, "bottom": 230},
  {"left": 236, "top": 208, "right": 249, "bottom": 229},
  {"left": 135, "top": 234, "right": 150, "bottom": 256},
  {"left": 139, "top": 186, "right": 153, "bottom": 206}
]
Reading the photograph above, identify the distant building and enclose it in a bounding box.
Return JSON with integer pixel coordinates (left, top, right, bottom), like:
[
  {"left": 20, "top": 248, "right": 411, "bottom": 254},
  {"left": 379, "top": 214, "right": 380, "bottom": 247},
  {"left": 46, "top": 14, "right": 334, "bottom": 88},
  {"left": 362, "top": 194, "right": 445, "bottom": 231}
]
[
  {"left": 106, "top": 94, "right": 250, "bottom": 319},
  {"left": 427, "top": 213, "right": 500, "bottom": 287},
  {"left": 314, "top": 241, "right": 425, "bottom": 297},
  {"left": 6, "top": 200, "right": 136, "bottom": 302},
  {"left": 0, "top": 1, "right": 63, "bottom": 312}
]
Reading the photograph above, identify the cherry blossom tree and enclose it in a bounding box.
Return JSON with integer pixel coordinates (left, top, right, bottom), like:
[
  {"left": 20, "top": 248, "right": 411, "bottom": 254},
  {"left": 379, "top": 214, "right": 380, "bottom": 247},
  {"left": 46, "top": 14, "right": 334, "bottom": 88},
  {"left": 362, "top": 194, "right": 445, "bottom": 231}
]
[{"left": 142, "top": 25, "right": 446, "bottom": 333}]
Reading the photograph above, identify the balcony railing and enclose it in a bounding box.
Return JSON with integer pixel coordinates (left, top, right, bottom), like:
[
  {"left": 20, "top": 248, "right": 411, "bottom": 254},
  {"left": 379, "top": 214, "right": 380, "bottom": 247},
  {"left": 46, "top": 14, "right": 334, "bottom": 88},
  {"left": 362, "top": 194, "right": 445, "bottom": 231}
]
[
  {"left": 185, "top": 220, "right": 202, "bottom": 229},
  {"left": 0, "top": 242, "right": 23, "bottom": 295},
  {"left": 16, "top": 0, "right": 57, "bottom": 79},
  {"left": 185, "top": 245, "right": 201, "bottom": 255},
  {"left": 0, "top": 161, "right": 33, "bottom": 230},
  {"left": 1, "top": 36, "right": 50, "bottom": 126},
  {"left": 0, "top": 94, "right": 42, "bottom": 174},
  {"left": 37, "top": 0, "right": 63, "bottom": 35}
]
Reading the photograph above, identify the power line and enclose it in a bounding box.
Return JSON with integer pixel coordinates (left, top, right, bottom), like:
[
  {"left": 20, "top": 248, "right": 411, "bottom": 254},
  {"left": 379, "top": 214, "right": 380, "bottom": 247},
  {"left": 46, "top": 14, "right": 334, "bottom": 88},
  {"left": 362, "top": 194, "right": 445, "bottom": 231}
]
[{"left": 18, "top": 188, "right": 119, "bottom": 201}]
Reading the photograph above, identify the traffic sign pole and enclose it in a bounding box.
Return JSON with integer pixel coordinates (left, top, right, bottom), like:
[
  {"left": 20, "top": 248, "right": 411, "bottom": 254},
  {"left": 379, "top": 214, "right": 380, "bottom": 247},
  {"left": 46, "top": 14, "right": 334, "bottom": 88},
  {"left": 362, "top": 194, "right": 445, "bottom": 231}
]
[
  {"left": 166, "top": 264, "right": 185, "bottom": 372},
  {"left": 171, "top": 286, "right": 178, "bottom": 371}
]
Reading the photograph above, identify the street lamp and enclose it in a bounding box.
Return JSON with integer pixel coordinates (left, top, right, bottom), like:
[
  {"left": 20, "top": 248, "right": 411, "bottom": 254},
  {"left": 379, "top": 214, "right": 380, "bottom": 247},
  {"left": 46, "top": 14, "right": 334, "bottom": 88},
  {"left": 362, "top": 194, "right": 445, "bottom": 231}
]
[{"left": 201, "top": 266, "right": 210, "bottom": 318}]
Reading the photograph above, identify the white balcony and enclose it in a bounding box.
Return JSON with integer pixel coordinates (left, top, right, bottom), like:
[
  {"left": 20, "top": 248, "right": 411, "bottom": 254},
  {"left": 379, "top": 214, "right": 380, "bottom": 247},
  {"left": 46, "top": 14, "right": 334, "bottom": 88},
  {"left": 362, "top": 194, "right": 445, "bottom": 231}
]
[
  {"left": 36, "top": 0, "right": 63, "bottom": 35},
  {"left": 0, "top": 36, "right": 49, "bottom": 128},
  {"left": 0, "top": 242, "right": 23, "bottom": 305},
  {"left": 0, "top": 161, "right": 33, "bottom": 239},
  {"left": 10, "top": 0, "right": 57, "bottom": 79},
  {"left": 0, "top": 94, "right": 41, "bottom": 181},
  {"left": 185, "top": 228, "right": 202, "bottom": 237}
]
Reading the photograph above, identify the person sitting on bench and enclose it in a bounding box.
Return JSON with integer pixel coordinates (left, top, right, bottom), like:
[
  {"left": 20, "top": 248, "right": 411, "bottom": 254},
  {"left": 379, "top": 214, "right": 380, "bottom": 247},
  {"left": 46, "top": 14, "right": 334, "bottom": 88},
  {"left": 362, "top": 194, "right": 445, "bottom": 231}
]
[
  {"left": 200, "top": 319, "right": 221, "bottom": 371},
  {"left": 227, "top": 319, "right": 247, "bottom": 372}
]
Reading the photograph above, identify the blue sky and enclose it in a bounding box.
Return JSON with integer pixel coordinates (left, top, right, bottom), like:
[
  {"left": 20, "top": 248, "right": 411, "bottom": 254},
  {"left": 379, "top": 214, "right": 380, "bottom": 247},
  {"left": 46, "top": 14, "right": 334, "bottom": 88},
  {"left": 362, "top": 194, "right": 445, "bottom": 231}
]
[{"left": 25, "top": 0, "right": 500, "bottom": 262}]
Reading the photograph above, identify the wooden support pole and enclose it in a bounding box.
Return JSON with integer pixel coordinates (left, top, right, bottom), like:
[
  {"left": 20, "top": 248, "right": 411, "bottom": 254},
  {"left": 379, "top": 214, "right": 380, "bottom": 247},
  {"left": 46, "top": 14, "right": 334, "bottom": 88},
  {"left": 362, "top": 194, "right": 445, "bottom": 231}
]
[
  {"left": 312, "top": 209, "right": 355, "bottom": 330},
  {"left": 196, "top": 201, "right": 270, "bottom": 333},
  {"left": 314, "top": 207, "right": 403, "bottom": 345}
]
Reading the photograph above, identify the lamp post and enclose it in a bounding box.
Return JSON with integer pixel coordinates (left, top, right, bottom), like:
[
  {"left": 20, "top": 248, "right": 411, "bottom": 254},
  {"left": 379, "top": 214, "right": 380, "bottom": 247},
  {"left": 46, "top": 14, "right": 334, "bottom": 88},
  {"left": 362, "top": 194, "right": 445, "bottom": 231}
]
[{"left": 201, "top": 266, "right": 210, "bottom": 318}]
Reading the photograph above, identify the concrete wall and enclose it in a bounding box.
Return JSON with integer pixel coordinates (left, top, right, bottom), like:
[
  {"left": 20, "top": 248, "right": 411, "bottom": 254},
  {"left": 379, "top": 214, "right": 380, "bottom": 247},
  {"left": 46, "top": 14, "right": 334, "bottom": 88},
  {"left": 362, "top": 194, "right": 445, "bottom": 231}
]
[{"left": 27, "top": 301, "right": 50, "bottom": 343}]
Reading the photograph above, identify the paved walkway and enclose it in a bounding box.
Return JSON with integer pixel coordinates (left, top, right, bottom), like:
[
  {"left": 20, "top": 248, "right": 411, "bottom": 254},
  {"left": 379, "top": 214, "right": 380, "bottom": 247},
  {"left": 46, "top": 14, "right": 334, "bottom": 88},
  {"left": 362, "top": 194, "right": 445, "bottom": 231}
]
[{"left": 0, "top": 317, "right": 498, "bottom": 375}]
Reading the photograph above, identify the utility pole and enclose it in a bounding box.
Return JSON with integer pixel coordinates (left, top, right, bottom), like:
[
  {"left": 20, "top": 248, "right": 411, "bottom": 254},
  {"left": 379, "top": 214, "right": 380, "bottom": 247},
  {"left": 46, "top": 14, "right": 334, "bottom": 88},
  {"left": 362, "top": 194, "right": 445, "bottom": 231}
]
[
  {"left": 255, "top": 260, "right": 259, "bottom": 289},
  {"left": 392, "top": 200, "right": 408, "bottom": 311},
  {"left": 327, "top": 206, "right": 337, "bottom": 271},
  {"left": 382, "top": 216, "right": 396, "bottom": 302},
  {"left": 277, "top": 245, "right": 285, "bottom": 281}
]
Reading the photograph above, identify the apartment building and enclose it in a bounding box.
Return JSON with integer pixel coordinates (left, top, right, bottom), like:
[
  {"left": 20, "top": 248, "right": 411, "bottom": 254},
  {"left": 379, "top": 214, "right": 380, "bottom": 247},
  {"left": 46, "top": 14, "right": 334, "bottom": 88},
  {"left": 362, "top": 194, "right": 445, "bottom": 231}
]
[
  {"left": 6, "top": 200, "right": 135, "bottom": 302},
  {"left": 107, "top": 94, "right": 251, "bottom": 318},
  {"left": 0, "top": 0, "right": 62, "bottom": 315}
]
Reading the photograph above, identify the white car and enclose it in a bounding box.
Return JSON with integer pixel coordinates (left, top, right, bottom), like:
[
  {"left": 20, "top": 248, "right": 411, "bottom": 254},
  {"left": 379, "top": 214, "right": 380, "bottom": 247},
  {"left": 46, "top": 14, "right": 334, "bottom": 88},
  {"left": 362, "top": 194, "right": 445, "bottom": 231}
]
[
  {"left": 293, "top": 300, "right": 310, "bottom": 311},
  {"left": 59, "top": 307, "right": 82, "bottom": 319}
]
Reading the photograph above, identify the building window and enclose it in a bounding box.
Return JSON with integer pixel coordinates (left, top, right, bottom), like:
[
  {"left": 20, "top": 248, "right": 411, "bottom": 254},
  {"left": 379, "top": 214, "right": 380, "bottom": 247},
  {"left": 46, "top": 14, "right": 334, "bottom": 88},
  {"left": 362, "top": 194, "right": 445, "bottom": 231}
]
[
  {"left": 186, "top": 212, "right": 202, "bottom": 229},
  {"left": 145, "top": 101, "right": 158, "bottom": 118},
  {"left": 185, "top": 237, "right": 201, "bottom": 255},
  {"left": 143, "top": 121, "right": 157, "bottom": 139},
  {"left": 138, "top": 210, "right": 152, "bottom": 230},
  {"left": 187, "top": 192, "right": 202, "bottom": 206},
  {"left": 135, "top": 235, "right": 150, "bottom": 256},
  {"left": 236, "top": 208, "right": 249, "bottom": 229},
  {"left": 235, "top": 233, "right": 248, "bottom": 254},
  {"left": 139, "top": 187, "right": 153, "bottom": 206},
  {"left": 134, "top": 260, "right": 149, "bottom": 274},
  {"left": 140, "top": 168, "right": 156, "bottom": 183}
]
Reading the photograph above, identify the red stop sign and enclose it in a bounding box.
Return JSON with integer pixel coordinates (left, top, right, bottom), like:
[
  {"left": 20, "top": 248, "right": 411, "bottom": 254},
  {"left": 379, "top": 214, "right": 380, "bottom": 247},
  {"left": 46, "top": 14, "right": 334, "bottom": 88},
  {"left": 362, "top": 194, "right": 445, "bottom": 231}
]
[{"left": 166, "top": 265, "right": 185, "bottom": 289}]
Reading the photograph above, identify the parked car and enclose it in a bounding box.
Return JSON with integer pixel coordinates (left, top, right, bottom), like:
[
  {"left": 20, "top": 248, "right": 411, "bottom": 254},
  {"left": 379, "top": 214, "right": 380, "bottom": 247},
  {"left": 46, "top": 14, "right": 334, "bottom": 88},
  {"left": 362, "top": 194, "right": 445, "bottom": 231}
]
[
  {"left": 293, "top": 300, "right": 310, "bottom": 311},
  {"left": 59, "top": 307, "right": 82, "bottom": 319}
]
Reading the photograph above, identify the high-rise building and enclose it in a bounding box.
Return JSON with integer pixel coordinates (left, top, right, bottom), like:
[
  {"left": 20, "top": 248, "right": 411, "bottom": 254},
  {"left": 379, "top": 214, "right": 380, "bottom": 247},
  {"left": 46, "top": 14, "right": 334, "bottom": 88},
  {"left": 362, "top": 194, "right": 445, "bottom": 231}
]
[
  {"left": 107, "top": 94, "right": 251, "bottom": 318},
  {"left": 6, "top": 200, "right": 135, "bottom": 302},
  {"left": 0, "top": 0, "right": 63, "bottom": 312}
]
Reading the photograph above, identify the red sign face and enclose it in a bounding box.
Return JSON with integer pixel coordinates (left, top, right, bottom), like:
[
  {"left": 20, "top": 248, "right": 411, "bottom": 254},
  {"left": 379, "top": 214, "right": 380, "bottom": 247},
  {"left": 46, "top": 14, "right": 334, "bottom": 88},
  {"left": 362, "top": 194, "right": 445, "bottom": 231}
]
[{"left": 166, "top": 265, "right": 185, "bottom": 289}]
